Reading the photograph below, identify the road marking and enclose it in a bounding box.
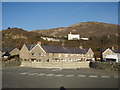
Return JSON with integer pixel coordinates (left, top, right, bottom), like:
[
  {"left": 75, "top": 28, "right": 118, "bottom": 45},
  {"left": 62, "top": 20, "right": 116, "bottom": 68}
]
[
  {"left": 32, "top": 73, "right": 37, "bottom": 75},
  {"left": 78, "top": 75, "right": 86, "bottom": 77},
  {"left": 46, "top": 74, "right": 55, "bottom": 76},
  {"left": 66, "top": 75, "right": 74, "bottom": 77},
  {"left": 36, "top": 73, "right": 46, "bottom": 76},
  {"left": 20, "top": 72, "right": 28, "bottom": 75},
  {"left": 52, "top": 69, "right": 62, "bottom": 71},
  {"left": 89, "top": 75, "right": 98, "bottom": 78},
  {"left": 101, "top": 76, "right": 110, "bottom": 78},
  {"left": 28, "top": 73, "right": 35, "bottom": 75},
  {"left": 54, "top": 74, "right": 63, "bottom": 77}
]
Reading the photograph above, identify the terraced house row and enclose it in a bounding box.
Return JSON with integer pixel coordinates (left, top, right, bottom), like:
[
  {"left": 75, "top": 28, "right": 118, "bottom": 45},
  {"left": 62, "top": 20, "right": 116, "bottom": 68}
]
[
  {"left": 19, "top": 42, "right": 94, "bottom": 62},
  {"left": 1, "top": 42, "right": 120, "bottom": 63}
]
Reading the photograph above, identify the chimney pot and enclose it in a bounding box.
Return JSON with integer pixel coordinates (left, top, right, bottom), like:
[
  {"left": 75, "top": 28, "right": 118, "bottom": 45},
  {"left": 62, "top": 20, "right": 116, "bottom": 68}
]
[
  {"left": 37, "top": 41, "right": 41, "bottom": 45},
  {"left": 79, "top": 46, "right": 83, "bottom": 49},
  {"left": 112, "top": 46, "right": 114, "bottom": 50}
]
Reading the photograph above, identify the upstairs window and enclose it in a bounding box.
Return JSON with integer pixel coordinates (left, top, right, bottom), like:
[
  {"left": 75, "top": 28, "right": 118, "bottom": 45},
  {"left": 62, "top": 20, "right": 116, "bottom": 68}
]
[{"left": 31, "top": 53, "right": 35, "bottom": 56}]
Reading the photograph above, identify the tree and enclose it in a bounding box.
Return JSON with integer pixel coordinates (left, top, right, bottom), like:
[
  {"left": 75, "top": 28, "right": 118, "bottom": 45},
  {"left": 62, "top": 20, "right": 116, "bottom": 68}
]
[{"left": 7, "top": 27, "right": 11, "bottom": 29}]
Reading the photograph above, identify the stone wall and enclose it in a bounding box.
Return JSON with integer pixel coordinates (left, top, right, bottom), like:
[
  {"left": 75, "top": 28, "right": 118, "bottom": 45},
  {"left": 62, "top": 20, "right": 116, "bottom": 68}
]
[
  {"left": 89, "top": 61, "right": 120, "bottom": 71},
  {"left": 20, "top": 61, "right": 90, "bottom": 68}
]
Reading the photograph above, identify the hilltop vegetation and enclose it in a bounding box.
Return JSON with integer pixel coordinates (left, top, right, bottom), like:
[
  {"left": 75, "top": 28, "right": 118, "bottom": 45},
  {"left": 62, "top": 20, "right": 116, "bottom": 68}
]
[{"left": 32, "top": 22, "right": 118, "bottom": 38}]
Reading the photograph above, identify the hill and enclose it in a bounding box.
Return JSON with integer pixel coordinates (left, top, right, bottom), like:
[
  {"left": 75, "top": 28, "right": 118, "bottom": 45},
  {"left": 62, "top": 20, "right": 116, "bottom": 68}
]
[
  {"left": 32, "top": 22, "right": 118, "bottom": 38},
  {"left": 2, "top": 22, "right": 119, "bottom": 58},
  {"left": 2, "top": 28, "right": 43, "bottom": 48}
]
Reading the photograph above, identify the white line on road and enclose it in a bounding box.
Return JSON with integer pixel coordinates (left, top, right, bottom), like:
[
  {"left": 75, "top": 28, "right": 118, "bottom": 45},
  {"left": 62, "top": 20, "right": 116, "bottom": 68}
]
[
  {"left": 54, "top": 74, "right": 63, "bottom": 77},
  {"left": 36, "top": 73, "right": 46, "bottom": 76},
  {"left": 28, "top": 73, "right": 35, "bottom": 75},
  {"left": 101, "top": 76, "right": 110, "bottom": 78},
  {"left": 20, "top": 72, "right": 28, "bottom": 75},
  {"left": 52, "top": 69, "right": 62, "bottom": 71},
  {"left": 89, "top": 75, "right": 98, "bottom": 78},
  {"left": 65, "top": 75, "right": 74, "bottom": 77},
  {"left": 78, "top": 75, "right": 86, "bottom": 77},
  {"left": 46, "top": 74, "right": 55, "bottom": 76}
]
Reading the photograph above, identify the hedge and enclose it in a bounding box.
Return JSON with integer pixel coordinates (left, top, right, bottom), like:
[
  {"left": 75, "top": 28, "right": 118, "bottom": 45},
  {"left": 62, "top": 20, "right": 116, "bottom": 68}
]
[
  {"left": 2, "top": 59, "right": 21, "bottom": 68},
  {"left": 89, "top": 61, "right": 120, "bottom": 71}
]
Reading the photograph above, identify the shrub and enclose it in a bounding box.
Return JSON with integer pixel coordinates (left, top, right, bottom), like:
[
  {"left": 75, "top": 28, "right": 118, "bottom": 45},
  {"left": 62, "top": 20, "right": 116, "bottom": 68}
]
[
  {"left": 89, "top": 61, "right": 119, "bottom": 71},
  {"left": 2, "top": 59, "right": 21, "bottom": 68}
]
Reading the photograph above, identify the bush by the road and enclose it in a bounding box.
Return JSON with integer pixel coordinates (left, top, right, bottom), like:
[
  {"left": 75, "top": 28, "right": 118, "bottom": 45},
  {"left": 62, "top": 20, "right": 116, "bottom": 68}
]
[
  {"left": 89, "top": 61, "right": 120, "bottom": 71},
  {"left": 2, "top": 59, "right": 21, "bottom": 68}
]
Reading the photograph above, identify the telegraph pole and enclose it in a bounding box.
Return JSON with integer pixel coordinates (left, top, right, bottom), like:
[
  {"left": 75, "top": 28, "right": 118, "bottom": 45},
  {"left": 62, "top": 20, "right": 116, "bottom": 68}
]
[{"left": 100, "top": 38, "right": 103, "bottom": 61}]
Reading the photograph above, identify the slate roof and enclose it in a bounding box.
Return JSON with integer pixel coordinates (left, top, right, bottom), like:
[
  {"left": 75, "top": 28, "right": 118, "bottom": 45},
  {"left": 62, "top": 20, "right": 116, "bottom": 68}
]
[
  {"left": 103, "top": 48, "right": 120, "bottom": 53},
  {"left": 2, "top": 47, "right": 16, "bottom": 52},
  {"left": 25, "top": 44, "right": 36, "bottom": 51},
  {"left": 113, "top": 49, "right": 120, "bottom": 53},
  {"left": 41, "top": 45, "right": 88, "bottom": 54}
]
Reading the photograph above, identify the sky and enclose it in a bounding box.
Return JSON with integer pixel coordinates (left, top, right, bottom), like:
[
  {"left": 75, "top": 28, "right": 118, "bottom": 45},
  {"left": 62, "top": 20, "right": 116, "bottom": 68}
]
[{"left": 2, "top": 2, "right": 118, "bottom": 31}]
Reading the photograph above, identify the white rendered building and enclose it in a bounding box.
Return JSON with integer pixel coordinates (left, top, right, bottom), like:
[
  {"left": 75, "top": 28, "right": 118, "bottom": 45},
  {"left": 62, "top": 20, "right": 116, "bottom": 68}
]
[{"left": 68, "top": 32, "right": 80, "bottom": 40}]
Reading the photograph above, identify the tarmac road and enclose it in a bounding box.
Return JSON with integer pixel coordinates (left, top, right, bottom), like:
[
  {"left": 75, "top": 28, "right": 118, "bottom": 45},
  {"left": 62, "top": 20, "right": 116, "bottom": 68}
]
[{"left": 2, "top": 67, "right": 119, "bottom": 88}]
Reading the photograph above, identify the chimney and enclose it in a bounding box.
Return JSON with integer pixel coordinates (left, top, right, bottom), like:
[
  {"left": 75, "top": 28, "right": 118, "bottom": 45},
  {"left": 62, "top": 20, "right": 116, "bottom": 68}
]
[
  {"left": 79, "top": 46, "right": 83, "bottom": 49},
  {"left": 112, "top": 46, "right": 115, "bottom": 50},
  {"left": 37, "top": 41, "right": 41, "bottom": 45}
]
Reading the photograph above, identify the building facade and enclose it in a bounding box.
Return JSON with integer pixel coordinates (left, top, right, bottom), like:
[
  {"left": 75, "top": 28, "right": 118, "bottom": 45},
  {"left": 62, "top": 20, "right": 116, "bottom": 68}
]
[
  {"left": 68, "top": 32, "right": 80, "bottom": 40},
  {"left": 20, "top": 43, "right": 94, "bottom": 62},
  {"left": 102, "top": 48, "right": 120, "bottom": 62}
]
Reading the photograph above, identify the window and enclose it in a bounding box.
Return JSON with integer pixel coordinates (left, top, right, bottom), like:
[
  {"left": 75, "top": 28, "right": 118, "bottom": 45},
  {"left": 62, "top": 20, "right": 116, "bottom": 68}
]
[
  {"left": 58, "top": 54, "right": 61, "bottom": 57},
  {"left": 41, "top": 53, "right": 44, "bottom": 56},
  {"left": 82, "top": 54, "right": 84, "bottom": 57},
  {"left": 31, "top": 53, "right": 35, "bottom": 56},
  {"left": 65, "top": 54, "right": 68, "bottom": 57},
  {"left": 39, "top": 53, "right": 41, "bottom": 56}
]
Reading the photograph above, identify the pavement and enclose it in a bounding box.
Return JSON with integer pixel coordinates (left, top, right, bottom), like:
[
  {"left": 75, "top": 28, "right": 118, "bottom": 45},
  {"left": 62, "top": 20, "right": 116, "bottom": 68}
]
[{"left": 2, "top": 67, "right": 119, "bottom": 88}]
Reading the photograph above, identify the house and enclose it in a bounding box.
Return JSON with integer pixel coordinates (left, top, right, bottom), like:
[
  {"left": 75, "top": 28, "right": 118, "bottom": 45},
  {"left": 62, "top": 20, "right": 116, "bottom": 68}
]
[
  {"left": 19, "top": 44, "right": 36, "bottom": 60},
  {"left": 102, "top": 48, "right": 115, "bottom": 59},
  {"left": 41, "top": 37, "right": 60, "bottom": 42},
  {"left": 20, "top": 42, "right": 94, "bottom": 62},
  {"left": 85, "top": 48, "right": 94, "bottom": 61},
  {"left": 68, "top": 32, "right": 80, "bottom": 40},
  {"left": 81, "top": 38, "right": 89, "bottom": 40},
  {"left": 105, "top": 54, "right": 120, "bottom": 63},
  {"left": 102, "top": 48, "right": 120, "bottom": 62},
  {"left": 2, "top": 47, "right": 20, "bottom": 58}
]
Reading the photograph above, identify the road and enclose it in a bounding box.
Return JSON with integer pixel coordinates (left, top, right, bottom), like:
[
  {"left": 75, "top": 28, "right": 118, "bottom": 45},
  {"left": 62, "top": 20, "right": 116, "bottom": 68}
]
[{"left": 2, "top": 67, "right": 119, "bottom": 88}]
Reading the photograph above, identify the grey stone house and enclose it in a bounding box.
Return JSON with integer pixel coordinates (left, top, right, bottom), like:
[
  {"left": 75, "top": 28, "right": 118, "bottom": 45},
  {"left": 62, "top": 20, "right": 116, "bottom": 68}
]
[
  {"left": 20, "top": 43, "right": 94, "bottom": 62},
  {"left": 102, "top": 48, "right": 120, "bottom": 59},
  {"left": 2, "top": 47, "right": 20, "bottom": 58}
]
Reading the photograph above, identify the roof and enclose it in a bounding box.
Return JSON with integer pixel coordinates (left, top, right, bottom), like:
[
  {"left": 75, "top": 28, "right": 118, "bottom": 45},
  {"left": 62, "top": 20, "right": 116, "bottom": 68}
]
[
  {"left": 41, "top": 45, "right": 88, "bottom": 54},
  {"left": 25, "top": 44, "right": 36, "bottom": 51},
  {"left": 102, "top": 48, "right": 120, "bottom": 53},
  {"left": 2, "top": 47, "right": 16, "bottom": 52},
  {"left": 113, "top": 49, "right": 120, "bottom": 53}
]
